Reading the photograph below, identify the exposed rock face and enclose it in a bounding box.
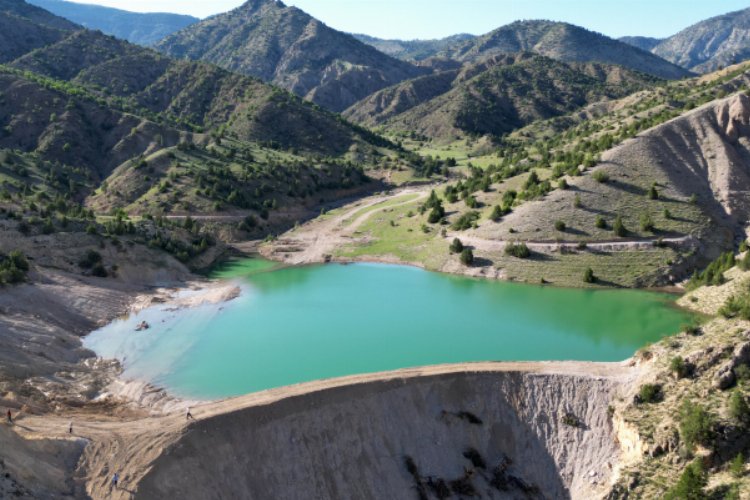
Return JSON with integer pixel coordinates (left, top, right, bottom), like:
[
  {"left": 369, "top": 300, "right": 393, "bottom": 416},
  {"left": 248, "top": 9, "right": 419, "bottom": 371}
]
[
  {"left": 155, "top": 0, "right": 425, "bottom": 112},
  {"left": 135, "top": 368, "right": 624, "bottom": 499},
  {"left": 652, "top": 7, "right": 750, "bottom": 73}
]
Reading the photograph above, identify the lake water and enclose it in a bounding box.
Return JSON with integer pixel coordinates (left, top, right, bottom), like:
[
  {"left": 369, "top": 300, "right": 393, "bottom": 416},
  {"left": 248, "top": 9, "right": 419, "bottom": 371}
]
[{"left": 85, "top": 260, "right": 693, "bottom": 399}]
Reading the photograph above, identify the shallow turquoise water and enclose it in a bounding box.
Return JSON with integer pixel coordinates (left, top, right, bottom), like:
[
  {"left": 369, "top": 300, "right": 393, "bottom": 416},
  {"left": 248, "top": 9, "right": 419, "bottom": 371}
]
[{"left": 85, "top": 260, "right": 692, "bottom": 399}]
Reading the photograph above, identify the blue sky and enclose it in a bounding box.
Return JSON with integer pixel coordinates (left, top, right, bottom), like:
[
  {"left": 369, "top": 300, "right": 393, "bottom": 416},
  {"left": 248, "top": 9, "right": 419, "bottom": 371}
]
[{"left": 71, "top": 0, "right": 750, "bottom": 40}]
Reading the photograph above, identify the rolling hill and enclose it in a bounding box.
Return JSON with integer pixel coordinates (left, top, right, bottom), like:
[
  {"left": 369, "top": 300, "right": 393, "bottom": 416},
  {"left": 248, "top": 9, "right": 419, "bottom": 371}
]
[
  {"left": 345, "top": 53, "right": 663, "bottom": 141},
  {"left": 155, "top": 0, "right": 425, "bottom": 112},
  {"left": 26, "top": 0, "right": 198, "bottom": 46}
]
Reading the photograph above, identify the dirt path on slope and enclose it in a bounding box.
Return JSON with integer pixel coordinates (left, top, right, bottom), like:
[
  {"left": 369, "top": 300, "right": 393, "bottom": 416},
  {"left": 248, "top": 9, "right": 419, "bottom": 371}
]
[
  {"left": 452, "top": 234, "right": 698, "bottom": 253},
  {"left": 260, "top": 187, "right": 430, "bottom": 264}
]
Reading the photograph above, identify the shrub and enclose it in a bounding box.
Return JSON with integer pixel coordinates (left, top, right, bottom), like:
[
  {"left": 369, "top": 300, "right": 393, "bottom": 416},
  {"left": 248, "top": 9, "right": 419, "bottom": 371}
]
[
  {"left": 0, "top": 250, "right": 30, "bottom": 285},
  {"left": 638, "top": 384, "right": 662, "bottom": 404},
  {"left": 595, "top": 216, "right": 606, "bottom": 229},
  {"left": 427, "top": 206, "right": 445, "bottom": 224},
  {"left": 679, "top": 401, "right": 715, "bottom": 450},
  {"left": 573, "top": 194, "right": 581, "bottom": 208},
  {"left": 640, "top": 213, "right": 654, "bottom": 232},
  {"left": 505, "top": 242, "right": 530, "bottom": 259},
  {"left": 648, "top": 185, "right": 659, "bottom": 200},
  {"left": 739, "top": 251, "right": 750, "bottom": 271},
  {"left": 730, "top": 453, "right": 745, "bottom": 478},
  {"left": 489, "top": 205, "right": 506, "bottom": 222},
  {"left": 670, "top": 356, "right": 690, "bottom": 379},
  {"left": 729, "top": 390, "right": 750, "bottom": 425},
  {"left": 583, "top": 268, "right": 596, "bottom": 283},
  {"left": 91, "top": 263, "right": 108, "bottom": 278},
  {"left": 593, "top": 170, "right": 609, "bottom": 183},
  {"left": 78, "top": 250, "right": 102, "bottom": 269},
  {"left": 663, "top": 208, "right": 672, "bottom": 220},
  {"left": 554, "top": 220, "right": 566, "bottom": 232},
  {"left": 449, "top": 238, "right": 464, "bottom": 254},
  {"left": 720, "top": 294, "right": 750, "bottom": 320},
  {"left": 613, "top": 215, "right": 626, "bottom": 237},
  {"left": 558, "top": 178, "right": 568, "bottom": 190},
  {"left": 451, "top": 211, "right": 480, "bottom": 231},
  {"left": 460, "top": 248, "right": 474, "bottom": 266},
  {"left": 663, "top": 460, "right": 706, "bottom": 500}
]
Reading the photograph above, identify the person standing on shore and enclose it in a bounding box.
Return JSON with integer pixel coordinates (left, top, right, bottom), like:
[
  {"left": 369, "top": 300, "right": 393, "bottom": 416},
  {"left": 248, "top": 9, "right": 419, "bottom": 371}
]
[
  {"left": 111, "top": 472, "right": 119, "bottom": 490},
  {"left": 6, "top": 410, "right": 11, "bottom": 424},
  {"left": 68, "top": 421, "right": 73, "bottom": 434},
  {"left": 186, "top": 407, "right": 194, "bottom": 420}
]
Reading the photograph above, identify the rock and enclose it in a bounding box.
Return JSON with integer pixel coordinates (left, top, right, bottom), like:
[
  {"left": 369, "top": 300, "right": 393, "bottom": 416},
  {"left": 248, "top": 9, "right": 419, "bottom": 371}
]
[
  {"left": 732, "top": 341, "right": 750, "bottom": 365},
  {"left": 715, "top": 363, "right": 736, "bottom": 390}
]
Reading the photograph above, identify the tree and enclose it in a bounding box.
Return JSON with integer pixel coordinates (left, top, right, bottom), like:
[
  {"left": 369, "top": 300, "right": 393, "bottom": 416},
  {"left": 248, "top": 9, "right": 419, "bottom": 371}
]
[
  {"left": 460, "top": 248, "right": 474, "bottom": 266},
  {"left": 729, "top": 390, "right": 750, "bottom": 425},
  {"left": 613, "top": 215, "right": 627, "bottom": 237},
  {"left": 427, "top": 206, "right": 444, "bottom": 224},
  {"left": 449, "top": 238, "right": 464, "bottom": 254},
  {"left": 595, "top": 216, "right": 606, "bottom": 229},
  {"left": 640, "top": 213, "right": 654, "bottom": 232},
  {"left": 555, "top": 220, "right": 566, "bottom": 232},
  {"left": 679, "top": 401, "right": 715, "bottom": 450},
  {"left": 505, "top": 242, "right": 531, "bottom": 259},
  {"left": 583, "top": 268, "right": 596, "bottom": 284},
  {"left": 648, "top": 185, "right": 659, "bottom": 200},
  {"left": 489, "top": 205, "right": 505, "bottom": 222},
  {"left": 664, "top": 460, "right": 706, "bottom": 500}
]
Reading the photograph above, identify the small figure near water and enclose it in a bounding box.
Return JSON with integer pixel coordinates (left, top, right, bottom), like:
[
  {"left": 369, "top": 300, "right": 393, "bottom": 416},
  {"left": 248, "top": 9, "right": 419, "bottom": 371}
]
[
  {"left": 6, "top": 409, "right": 11, "bottom": 424},
  {"left": 135, "top": 321, "right": 150, "bottom": 332},
  {"left": 111, "top": 472, "right": 119, "bottom": 490},
  {"left": 186, "top": 407, "right": 194, "bottom": 421},
  {"left": 68, "top": 421, "right": 73, "bottom": 434}
]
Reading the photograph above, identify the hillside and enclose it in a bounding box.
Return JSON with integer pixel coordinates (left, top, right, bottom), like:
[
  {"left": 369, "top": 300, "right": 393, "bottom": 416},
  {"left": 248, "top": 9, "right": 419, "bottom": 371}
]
[
  {"left": 345, "top": 54, "right": 663, "bottom": 142},
  {"left": 352, "top": 33, "right": 476, "bottom": 62},
  {"left": 652, "top": 7, "right": 750, "bottom": 73},
  {"left": 154, "top": 0, "right": 425, "bottom": 112},
  {"left": 0, "top": 0, "right": 77, "bottom": 62},
  {"left": 441, "top": 20, "right": 691, "bottom": 80},
  {"left": 618, "top": 36, "right": 663, "bottom": 52},
  {"left": 27, "top": 0, "right": 198, "bottom": 46}
]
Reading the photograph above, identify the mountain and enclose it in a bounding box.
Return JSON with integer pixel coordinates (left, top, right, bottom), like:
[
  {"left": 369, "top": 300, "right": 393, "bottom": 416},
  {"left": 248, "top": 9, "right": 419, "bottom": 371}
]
[
  {"left": 0, "top": 0, "right": 394, "bottom": 222},
  {"left": 344, "top": 53, "right": 662, "bottom": 141},
  {"left": 439, "top": 20, "right": 691, "bottom": 80},
  {"left": 618, "top": 36, "right": 663, "bottom": 52},
  {"left": 26, "top": 0, "right": 198, "bottom": 46},
  {"left": 0, "top": 0, "right": 78, "bottom": 62},
  {"left": 155, "top": 0, "right": 425, "bottom": 112},
  {"left": 352, "top": 33, "right": 476, "bottom": 62},
  {"left": 651, "top": 7, "right": 750, "bottom": 73}
]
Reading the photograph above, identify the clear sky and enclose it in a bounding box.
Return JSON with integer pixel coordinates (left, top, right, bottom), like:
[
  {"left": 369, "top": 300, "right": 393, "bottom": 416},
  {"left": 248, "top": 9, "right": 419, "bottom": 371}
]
[{"left": 70, "top": 0, "right": 750, "bottom": 40}]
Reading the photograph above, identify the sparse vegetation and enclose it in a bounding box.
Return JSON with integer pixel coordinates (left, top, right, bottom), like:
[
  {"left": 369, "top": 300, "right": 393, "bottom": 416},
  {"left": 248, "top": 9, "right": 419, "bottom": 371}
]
[{"left": 505, "top": 242, "right": 531, "bottom": 259}]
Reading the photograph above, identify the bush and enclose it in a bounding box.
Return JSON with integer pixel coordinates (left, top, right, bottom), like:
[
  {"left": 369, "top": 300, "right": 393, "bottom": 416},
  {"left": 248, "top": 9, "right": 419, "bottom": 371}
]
[
  {"left": 640, "top": 213, "right": 654, "bottom": 232},
  {"left": 451, "top": 211, "right": 480, "bottom": 231},
  {"left": 460, "top": 248, "right": 474, "bottom": 266},
  {"left": 595, "top": 216, "right": 606, "bottom": 229},
  {"left": 505, "top": 242, "right": 530, "bottom": 259},
  {"left": 558, "top": 178, "right": 568, "bottom": 190},
  {"left": 489, "top": 205, "right": 506, "bottom": 222},
  {"left": 573, "top": 194, "right": 581, "bottom": 208},
  {"left": 729, "top": 390, "right": 750, "bottom": 425},
  {"left": 427, "top": 206, "right": 445, "bottom": 224},
  {"left": 689, "top": 252, "right": 736, "bottom": 289},
  {"left": 554, "top": 220, "right": 566, "bottom": 232},
  {"left": 593, "top": 170, "right": 609, "bottom": 183},
  {"left": 664, "top": 460, "right": 706, "bottom": 500},
  {"left": 720, "top": 293, "right": 750, "bottom": 320},
  {"left": 91, "top": 263, "right": 108, "bottom": 278},
  {"left": 0, "top": 250, "right": 30, "bottom": 285},
  {"left": 679, "top": 401, "right": 715, "bottom": 450},
  {"left": 730, "top": 453, "right": 745, "bottom": 478},
  {"left": 583, "top": 268, "right": 596, "bottom": 283},
  {"left": 648, "top": 185, "right": 659, "bottom": 200},
  {"left": 663, "top": 208, "right": 672, "bottom": 220},
  {"left": 613, "top": 215, "right": 627, "bottom": 237},
  {"left": 670, "top": 356, "right": 690, "bottom": 379},
  {"left": 638, "top": 384, "right": 662, "bottom": 404},
  {"left": 449, "top": 238, "right": 464, "bottom": 254},
  {"left": 78, "top": 250, "right": 102, "bottom": 269}
]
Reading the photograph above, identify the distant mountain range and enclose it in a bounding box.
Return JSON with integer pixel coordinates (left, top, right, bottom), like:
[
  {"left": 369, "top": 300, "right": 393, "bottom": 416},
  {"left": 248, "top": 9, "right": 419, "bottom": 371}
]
[
  {"left": 351, "top": 33, "right": 476, "bottom": 62},
  {"left": 26, "top": 0, "right": 198, "bottom": 46}
]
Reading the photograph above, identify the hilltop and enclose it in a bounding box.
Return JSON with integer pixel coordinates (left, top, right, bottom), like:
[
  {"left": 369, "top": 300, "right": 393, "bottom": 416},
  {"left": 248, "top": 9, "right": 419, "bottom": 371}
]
[
  {"left": 155, "top": 0, "right": 425, "bottom": 112},
  {"left": 26, "top": 0, "right": 198, "bottom": 46},
  {"left": 352, "top": 33, "right": 476, "bottom": 62}
]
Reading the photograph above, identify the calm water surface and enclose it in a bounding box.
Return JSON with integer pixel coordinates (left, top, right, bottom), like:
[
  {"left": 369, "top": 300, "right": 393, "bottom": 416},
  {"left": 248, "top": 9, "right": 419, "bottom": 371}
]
[{"left": 85, "top": 260, "right": 692, "bottom": 399}]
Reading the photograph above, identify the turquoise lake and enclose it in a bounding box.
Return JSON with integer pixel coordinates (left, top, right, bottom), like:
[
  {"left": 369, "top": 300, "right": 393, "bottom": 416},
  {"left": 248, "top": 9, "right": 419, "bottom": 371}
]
[{"left": 84, "top": 260, "right": 693, "bottom": 399}]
